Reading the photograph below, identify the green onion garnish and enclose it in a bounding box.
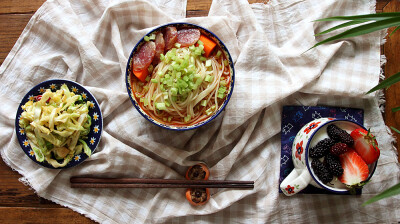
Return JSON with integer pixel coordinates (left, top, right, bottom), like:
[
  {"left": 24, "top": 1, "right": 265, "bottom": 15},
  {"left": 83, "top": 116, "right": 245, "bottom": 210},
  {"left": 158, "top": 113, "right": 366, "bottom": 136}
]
[
  {"left": 143, "top": 98, "right": 149, "bottom": 106},
  {"left": 205, "top": 75, "right": 213, "bottom": 82},
  {"left": 156, "top": 103, "right": 166, "bottom": 110},
  {"left": 184, "top": 115, "right": 191, "bottom": 122}
]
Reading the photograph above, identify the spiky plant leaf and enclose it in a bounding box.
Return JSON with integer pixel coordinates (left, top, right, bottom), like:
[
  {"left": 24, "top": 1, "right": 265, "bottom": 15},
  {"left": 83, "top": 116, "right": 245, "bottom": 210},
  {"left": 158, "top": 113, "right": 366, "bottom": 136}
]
[
  {"left": 363, "top": 183, "right": 400, "bottom": 205},
  {"left": 391, "top": 106, "right": 400, "bottom": 113},
  {"left": 390, "top": 126, "right": 400, "bottom": 134},
  {"left": 309, "top": 17, "right": 400, "bottom": 51},
  {"left": 367, "top": 71, "right": 400, "bottom": 94},
  {"left": 389, "top": 26, "right": 400, "bottom": 37},
  {"left": 315, "top": 20, "right": 369, "bottom": 36},
  {"left": 314, "top": 12, "right": 400, "bottom": 22}
]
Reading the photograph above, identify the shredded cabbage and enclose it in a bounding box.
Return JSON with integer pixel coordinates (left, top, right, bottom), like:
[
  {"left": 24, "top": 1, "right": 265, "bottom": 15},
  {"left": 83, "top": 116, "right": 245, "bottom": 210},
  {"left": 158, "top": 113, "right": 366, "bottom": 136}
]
[{"left": 19, "top": 84, "right": 92, "bottom": 168}]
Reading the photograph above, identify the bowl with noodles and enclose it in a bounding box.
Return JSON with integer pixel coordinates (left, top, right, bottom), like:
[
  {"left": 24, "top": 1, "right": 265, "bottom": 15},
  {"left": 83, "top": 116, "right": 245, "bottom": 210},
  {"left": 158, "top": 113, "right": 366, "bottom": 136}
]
[{"left": 125, "top": 23, "right": 234, "bottom": 130}]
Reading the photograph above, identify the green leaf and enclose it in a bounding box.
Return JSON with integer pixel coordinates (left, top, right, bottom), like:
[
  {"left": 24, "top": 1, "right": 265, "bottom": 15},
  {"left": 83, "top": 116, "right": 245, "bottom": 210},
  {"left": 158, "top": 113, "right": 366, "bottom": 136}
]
[
  {"left": 309, "top": 17, "right": 400, "bottom": 51},
  {"left": 391, "top": 106, "right": 400, "bottom": 113},
  {"left": 389, "top": 26, "right": 400, "bottom": 37},
  {"left": 363, "top": 183, "right": 400, "bottom": 205},
  {"left": 390, "top": 126, "right": 400, "bottom": 134},
  {"left": 315, "top": 20, "right": 369, "bottom": 36},
  {"left": 314, "top": 12, "right": 400, "bottom": 22},
  {"left": 366, "top": 71, "right": 400, "bottom": 94}
]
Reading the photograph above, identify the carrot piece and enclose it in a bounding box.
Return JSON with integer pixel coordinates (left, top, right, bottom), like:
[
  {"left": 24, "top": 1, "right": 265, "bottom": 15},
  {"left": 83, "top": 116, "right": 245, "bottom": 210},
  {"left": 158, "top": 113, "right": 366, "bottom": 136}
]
[
  {"left": 132, "top": 68, "right": 149, "bottom": 82},
  {"left": 199, "top": 35, "right": 216, "bottom": 57}
]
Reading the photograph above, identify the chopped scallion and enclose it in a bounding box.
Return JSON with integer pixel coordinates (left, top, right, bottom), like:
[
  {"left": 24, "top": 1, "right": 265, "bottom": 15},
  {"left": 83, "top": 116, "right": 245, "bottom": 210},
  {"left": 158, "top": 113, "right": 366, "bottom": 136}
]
[
  {"left": 148, "top": 64, "right": 154, "bottom": 73},
  {"left": 145, "top": 76, "right": 151, "bottom": 82},
  {"left": 143, "top": 98, "right": 149, "bottom": 106},
  {"left": 184, "top": 115, "right": 191, "bottom": 122},
  {"left": 156, "top": 103, "right": 166, "bottom": 110},
  {"left": 220, "top": 80, "right": 227, "bottom": 86},
  {"left": 171, "top": 87, "right": 178, "bottom": 95},
  {"left": 205, "top": 60, "right": 212, "bottom": 67},
  {"left": 218, "top": 86, "right": 226, "bottom": 93},
  {"left": 205, "top": 108, "right": 213, "bottom": 116}
]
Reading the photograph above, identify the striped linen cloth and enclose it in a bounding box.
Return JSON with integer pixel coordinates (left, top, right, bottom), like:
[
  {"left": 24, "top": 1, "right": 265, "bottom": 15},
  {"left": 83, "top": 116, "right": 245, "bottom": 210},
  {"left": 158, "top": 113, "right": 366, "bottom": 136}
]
[{"left": 1, "top": 0, "right": 399, "bottom": 223}]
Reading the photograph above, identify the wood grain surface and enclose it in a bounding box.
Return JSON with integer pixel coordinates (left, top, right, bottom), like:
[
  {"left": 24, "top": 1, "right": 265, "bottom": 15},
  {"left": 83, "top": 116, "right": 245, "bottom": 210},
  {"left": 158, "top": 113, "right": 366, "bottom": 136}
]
[{"left": 0, "top": 0, "right": 396, "bottom": 223}]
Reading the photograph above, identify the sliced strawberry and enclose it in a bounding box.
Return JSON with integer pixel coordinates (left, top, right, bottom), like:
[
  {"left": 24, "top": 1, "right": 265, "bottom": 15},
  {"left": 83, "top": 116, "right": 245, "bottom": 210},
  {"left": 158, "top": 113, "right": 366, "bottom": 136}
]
[
  {"left": 339, "top": 149, "right": 369, "bottom": 186},
  {"left": 350, "top": 128, "right": 380, "bottom": 164}
]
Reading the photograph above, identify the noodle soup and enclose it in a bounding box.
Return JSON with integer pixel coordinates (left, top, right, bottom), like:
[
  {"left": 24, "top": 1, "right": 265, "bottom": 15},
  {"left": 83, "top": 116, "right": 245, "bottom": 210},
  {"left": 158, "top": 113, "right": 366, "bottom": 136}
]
[{"left": 126, "top": 23, "right": 234, "bottom": 130}]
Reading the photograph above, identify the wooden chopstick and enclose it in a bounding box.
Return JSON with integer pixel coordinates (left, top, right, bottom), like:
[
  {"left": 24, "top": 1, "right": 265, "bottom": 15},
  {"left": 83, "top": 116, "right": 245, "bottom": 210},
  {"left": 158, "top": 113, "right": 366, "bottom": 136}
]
[{"left": 70, "top": 177, "right": 254, "bottom": 189}]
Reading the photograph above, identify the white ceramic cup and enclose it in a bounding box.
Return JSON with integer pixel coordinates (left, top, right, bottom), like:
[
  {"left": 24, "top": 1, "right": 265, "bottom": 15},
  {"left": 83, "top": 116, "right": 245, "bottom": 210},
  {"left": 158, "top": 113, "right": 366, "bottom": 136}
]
[{"left": 280, "top": 117, "right": 377, "bottom": 196}]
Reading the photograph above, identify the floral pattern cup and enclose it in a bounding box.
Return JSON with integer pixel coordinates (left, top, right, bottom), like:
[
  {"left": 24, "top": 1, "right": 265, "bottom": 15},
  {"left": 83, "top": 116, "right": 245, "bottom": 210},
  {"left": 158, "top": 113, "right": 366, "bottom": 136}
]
[{"left": 280, "top": 117, "right": 377, "bottom": 196}]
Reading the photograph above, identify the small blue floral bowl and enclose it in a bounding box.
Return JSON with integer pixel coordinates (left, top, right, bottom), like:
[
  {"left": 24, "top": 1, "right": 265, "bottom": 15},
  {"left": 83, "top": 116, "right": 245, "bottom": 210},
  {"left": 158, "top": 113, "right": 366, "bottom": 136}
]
[
  {"left": 15, "top": 79, "right": 103, "bottom": 169},
  {"left": 125, "top": 22, "right": 235, "bottom": 131}
]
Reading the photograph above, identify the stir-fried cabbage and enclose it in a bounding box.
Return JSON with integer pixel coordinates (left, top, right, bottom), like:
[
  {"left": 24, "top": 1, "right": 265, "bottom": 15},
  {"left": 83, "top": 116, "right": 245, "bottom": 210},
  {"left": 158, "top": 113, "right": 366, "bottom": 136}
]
[{"left": 19, "top": 84, "right": 92, "bottom": 168}]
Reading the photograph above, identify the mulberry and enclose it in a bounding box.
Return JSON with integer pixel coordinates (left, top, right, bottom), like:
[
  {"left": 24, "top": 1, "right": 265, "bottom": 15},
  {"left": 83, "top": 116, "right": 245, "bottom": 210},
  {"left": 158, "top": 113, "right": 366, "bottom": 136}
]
[
  {"left": 330, "top": 142, "right": 349, "bottom": 156},
  {"left": 309, "top": 138, "right": 334, "bottom": 158},
  {"left": 311, "top": 159, "right": 333, "bottom": 184},
  {"left": 327, "top": 124, "right": 354, "bottom": 146},
  {"left": 325, "top": 154, "right": 344, "bottom": 176}
]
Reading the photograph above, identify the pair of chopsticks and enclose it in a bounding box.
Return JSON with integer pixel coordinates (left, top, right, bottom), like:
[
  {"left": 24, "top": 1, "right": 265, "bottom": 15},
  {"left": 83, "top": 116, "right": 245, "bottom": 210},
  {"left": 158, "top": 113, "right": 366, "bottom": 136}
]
[{"left": 70, "top": 177, "right": 254, "bottom": 189}]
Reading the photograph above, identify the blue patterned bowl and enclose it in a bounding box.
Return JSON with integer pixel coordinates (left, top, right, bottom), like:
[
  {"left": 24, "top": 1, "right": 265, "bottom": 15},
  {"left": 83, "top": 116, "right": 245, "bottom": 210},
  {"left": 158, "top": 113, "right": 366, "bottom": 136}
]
[
  {"left": 15, "top": 79, "right": 103, "bottom": 169},
  {"left": 125, "top": 22, "right": 235, "bottom": 131}
]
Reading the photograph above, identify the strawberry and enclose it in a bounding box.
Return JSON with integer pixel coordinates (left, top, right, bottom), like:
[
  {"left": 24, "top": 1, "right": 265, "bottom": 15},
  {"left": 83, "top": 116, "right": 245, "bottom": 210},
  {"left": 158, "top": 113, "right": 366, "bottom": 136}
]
[
  {"left": 338, "top": 149, "right": 369, "bottom": 186},
  {"left": 350, "top": 128, "right": 380, "bottom": 164}
]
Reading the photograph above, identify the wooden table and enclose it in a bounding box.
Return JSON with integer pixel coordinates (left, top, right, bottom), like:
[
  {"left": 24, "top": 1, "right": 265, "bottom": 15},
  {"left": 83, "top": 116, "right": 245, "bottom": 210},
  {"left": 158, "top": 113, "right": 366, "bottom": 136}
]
[{"left": 0, "top": 0, "right": 398, "bottom": 223}]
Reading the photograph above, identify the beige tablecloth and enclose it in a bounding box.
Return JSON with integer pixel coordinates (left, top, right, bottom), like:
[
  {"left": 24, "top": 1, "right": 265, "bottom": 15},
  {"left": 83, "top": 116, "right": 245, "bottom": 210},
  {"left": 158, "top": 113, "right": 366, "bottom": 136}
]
[{"left": 1, "top": 0, "right": 399, "bottom": 223}]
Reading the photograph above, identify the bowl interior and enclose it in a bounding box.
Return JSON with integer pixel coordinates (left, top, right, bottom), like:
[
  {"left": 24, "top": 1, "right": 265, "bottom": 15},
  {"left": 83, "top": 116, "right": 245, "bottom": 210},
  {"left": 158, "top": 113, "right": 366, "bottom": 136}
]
[
  {"left": 125, "top": 22, "right": 235, "bottom": 131},
  {"left": 15, "top": 79, "right": 103, "bottom": 169},
  {"left": 305, "top": 119, "right": 377, "bottom": 193}
]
